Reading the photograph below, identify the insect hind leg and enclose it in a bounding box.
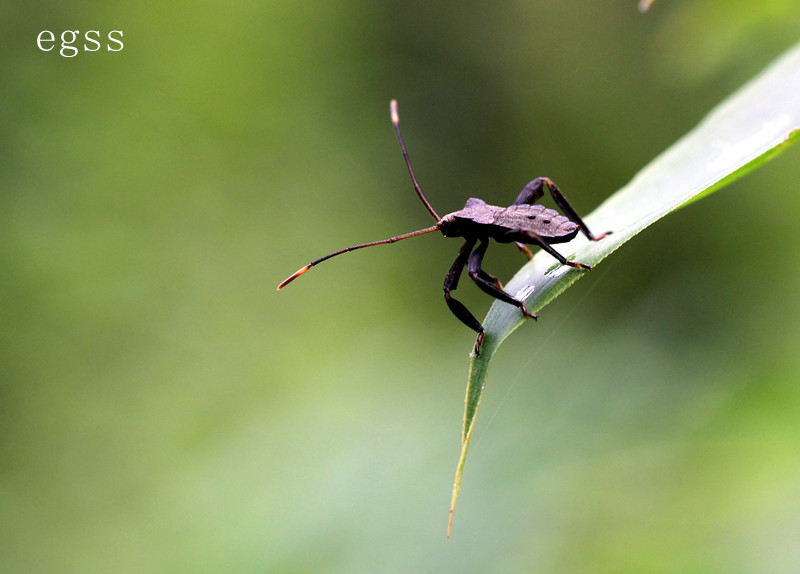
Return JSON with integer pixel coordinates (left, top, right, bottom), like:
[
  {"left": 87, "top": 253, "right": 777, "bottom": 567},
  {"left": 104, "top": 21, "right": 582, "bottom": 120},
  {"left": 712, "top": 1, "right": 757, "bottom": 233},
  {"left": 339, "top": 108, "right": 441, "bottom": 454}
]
[{"left": 515, "top": 177, "right": 610, "bottom": 241}]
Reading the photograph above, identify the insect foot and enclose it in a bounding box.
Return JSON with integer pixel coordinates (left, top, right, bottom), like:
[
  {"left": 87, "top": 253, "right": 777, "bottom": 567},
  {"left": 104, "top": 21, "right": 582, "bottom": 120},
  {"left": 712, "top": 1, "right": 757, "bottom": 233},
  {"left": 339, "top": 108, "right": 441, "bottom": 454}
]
[
  {"left": 564, "top": 261, "right": 592, "bottom": 270},
  {"left": 473, "top": 332, "right": 485, "bottom": 356}
]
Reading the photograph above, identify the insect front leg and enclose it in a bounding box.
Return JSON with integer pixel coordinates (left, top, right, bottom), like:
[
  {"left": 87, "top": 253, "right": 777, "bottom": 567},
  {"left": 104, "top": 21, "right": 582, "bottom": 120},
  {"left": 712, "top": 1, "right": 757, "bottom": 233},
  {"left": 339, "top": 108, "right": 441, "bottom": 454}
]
[
  {"left": 444, "top": 238, "right": 486, "bottom": 354},
  {"left": 469, "top": 241, "right": 504, "bottom": 289},
  {"left": 467, "top": 239, "right": 537, "bottom": 320}
]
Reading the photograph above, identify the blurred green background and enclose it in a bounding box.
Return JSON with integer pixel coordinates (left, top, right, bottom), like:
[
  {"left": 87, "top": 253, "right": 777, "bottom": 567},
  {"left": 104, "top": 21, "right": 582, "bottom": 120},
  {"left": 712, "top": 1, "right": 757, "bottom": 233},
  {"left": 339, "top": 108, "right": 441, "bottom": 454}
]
[{"left": 3, "top": 1, "right": 800, "bottom": 572}]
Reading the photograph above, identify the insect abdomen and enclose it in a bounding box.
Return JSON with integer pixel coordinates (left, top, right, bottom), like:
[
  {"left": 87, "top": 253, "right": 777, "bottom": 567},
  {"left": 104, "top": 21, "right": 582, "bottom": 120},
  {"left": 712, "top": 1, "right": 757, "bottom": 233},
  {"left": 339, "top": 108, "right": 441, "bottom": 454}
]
[{"left": 492, "top": 205, "right": 577, "bottom": 238}]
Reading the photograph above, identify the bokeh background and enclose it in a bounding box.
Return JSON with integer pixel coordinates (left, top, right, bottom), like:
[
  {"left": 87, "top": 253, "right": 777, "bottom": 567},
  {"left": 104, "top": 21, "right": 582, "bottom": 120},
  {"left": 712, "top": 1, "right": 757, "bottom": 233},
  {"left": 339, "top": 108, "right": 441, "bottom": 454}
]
[{"left": 3, "top": 1, "right": 800, "bottom": 572}]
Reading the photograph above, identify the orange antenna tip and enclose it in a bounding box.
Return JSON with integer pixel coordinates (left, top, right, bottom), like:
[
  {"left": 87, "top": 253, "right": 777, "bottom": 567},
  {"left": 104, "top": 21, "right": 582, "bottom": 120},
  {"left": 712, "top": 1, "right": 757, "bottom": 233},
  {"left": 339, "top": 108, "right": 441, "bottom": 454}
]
[
  {"left": 277, "top": 264, "right": 311, "bottom": 290},
  {"left": 390, "top": 99, "right": 399, "bottom": 125}
]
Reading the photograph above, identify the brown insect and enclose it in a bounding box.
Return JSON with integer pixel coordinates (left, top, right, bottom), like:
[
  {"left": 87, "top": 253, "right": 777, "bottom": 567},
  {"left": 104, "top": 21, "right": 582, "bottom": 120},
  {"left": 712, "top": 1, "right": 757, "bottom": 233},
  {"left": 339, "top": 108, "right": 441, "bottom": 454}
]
[{"left": 278, "top": 100, "right": 610, "bottom": 354}]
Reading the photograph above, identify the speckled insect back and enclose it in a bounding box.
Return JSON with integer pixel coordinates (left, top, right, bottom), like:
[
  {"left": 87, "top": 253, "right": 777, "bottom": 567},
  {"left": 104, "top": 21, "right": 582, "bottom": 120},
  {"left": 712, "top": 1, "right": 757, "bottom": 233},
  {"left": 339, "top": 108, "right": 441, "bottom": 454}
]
[
  {"left": 278, "top": 101, "right": 611, "bottom": 355},
  {"left": 440, "top": 200, "right": 580, "bottom": 242}
]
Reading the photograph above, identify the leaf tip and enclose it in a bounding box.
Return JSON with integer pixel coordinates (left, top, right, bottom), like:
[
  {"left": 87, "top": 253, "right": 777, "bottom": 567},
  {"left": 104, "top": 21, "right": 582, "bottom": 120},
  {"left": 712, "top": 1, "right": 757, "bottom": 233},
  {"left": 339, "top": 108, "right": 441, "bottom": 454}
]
[{"left": 447, "top": 506, "right": 454, "bottom": 538}]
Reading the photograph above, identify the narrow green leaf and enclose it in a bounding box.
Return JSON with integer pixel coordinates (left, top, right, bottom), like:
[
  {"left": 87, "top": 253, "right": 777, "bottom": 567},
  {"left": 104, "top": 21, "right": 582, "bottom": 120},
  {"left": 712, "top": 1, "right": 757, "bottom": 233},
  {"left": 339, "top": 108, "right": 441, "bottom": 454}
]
[{"left": 447, "top": 41, "right": 800, "bottom": 536}]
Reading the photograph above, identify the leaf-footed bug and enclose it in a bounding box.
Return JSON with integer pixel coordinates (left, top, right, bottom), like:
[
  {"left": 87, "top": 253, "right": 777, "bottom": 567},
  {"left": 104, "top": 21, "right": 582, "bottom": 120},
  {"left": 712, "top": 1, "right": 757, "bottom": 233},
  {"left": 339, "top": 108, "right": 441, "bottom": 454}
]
[{"left": 278, "top": 100, "right": 611, "bottom": 354}]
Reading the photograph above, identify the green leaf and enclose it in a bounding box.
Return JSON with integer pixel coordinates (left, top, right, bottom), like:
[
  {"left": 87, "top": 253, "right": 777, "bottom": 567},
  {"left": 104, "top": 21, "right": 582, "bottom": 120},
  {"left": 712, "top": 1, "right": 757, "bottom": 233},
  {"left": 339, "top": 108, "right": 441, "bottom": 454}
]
[{"left": 447, "top": 41, "right": 800, "bottom": 536}]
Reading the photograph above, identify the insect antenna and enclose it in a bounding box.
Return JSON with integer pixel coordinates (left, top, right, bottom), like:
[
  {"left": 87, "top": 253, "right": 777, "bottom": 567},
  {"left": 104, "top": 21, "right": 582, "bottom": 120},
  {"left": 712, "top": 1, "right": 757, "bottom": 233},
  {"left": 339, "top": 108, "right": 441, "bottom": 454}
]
[
  {"left": 391, "top": 100, "right": 441, "bottom": 222},
  {"left": 277, "top": 225, "right": 439, "bottom": 290}
]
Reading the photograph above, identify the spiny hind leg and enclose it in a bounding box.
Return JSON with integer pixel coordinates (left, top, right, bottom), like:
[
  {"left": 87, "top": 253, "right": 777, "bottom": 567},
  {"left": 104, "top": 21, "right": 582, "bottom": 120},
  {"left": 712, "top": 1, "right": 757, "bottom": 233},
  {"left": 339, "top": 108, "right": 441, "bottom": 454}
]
[{"left": 514, "top": 177, "right": 611, "bottom": 241}]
